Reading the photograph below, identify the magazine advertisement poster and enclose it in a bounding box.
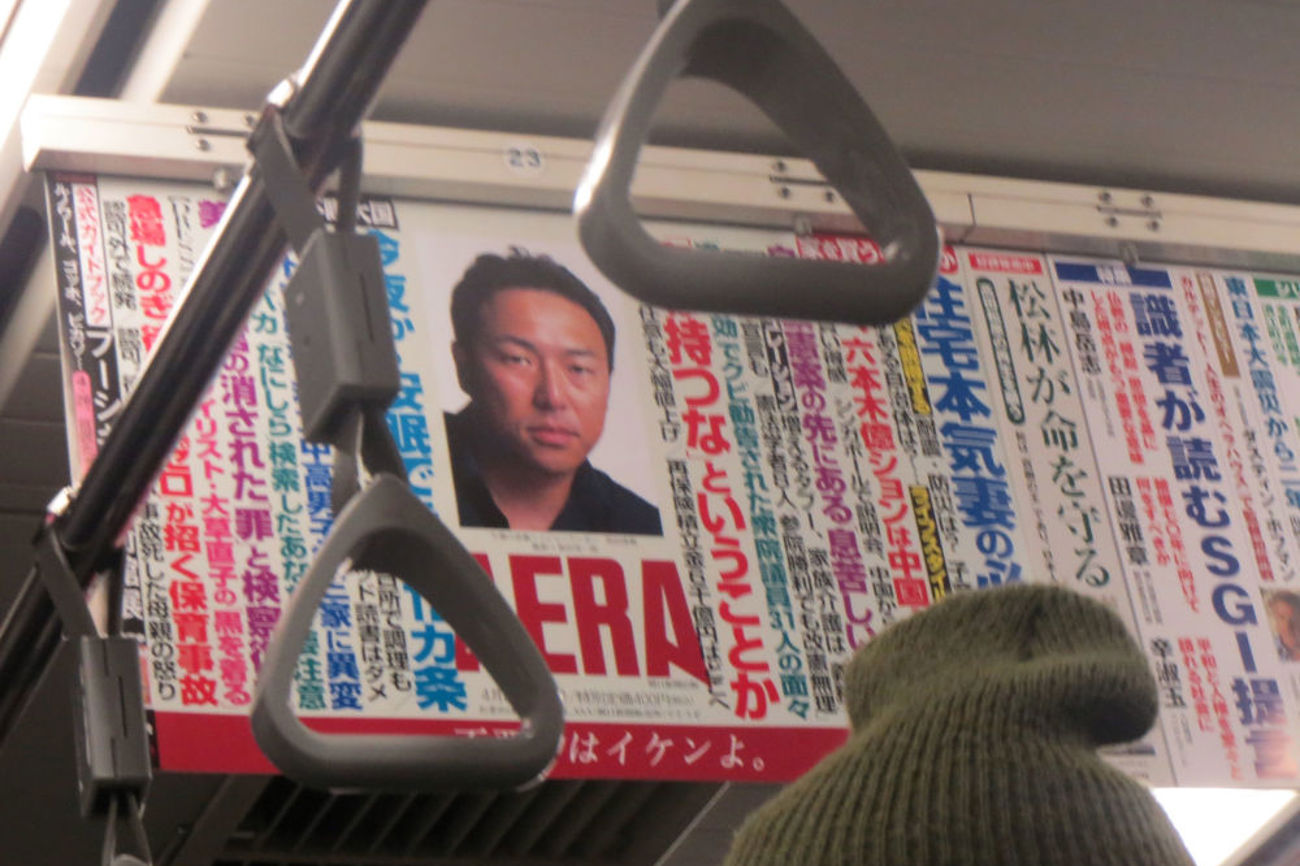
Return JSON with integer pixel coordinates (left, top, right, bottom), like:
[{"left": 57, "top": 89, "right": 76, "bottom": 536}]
[{"left": 44, "top": 172, "right": 1300, "bottom": 786}]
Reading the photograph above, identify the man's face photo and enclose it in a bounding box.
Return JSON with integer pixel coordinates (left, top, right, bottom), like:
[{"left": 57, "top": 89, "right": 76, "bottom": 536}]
[
  {"left": 1268, "top": 593, "right": 1300, "bottom": 661},
  {"left": 441, "top": 249, "right": 663, "bottom": 535},
  {"left": 454, "top": 286, "right": 611, "bottom": 478}
]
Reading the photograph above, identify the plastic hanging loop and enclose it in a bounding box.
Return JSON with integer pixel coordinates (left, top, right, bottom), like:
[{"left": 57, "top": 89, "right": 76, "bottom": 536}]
[
  {"left": 250, "top": 106, "right": 562, "bottom": 792},
  {"left": 252, "top": 474, "right": 564, "bottom": 790},
  {"left": 575, "top": 0, "right": 941, "bottom": 326}
]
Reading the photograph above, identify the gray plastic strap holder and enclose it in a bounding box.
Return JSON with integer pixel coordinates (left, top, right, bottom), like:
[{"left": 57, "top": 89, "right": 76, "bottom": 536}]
[
  {"left": 253, "top": 111, "right": 402, "bottom": 445},
  {"left": 575, "top": 0, "right": 940, "bottom": 326},
  {"left": 282, "top": 229, "right": 401, "bottom": 444},
  {"left": 73, "top": 636, "right": 152, "bottom": 819},
  {"left": 251, "top": 473, "right": 564, "bottom": 791},
  {"left": 33, "top": 498, "right": 153, "bottom": 864}
]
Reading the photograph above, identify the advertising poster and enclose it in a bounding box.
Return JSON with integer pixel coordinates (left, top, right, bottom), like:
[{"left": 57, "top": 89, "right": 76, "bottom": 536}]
[
  {"left": 44, "top": 172, "right": 1300, "bottom": 786},
  {"left": 1046, "top": 259, "right": 1300, "bottom": 784}
]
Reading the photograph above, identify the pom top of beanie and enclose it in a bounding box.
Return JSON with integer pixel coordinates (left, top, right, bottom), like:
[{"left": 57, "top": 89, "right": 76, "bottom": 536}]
[{"left": 843, "top": 584, "right": 1158, "bottom": 747}]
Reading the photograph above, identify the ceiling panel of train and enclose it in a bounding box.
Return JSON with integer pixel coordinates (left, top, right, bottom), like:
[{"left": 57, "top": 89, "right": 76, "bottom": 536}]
[{"left": 156, "top": 0, "right": 1300, "bottom": 204}]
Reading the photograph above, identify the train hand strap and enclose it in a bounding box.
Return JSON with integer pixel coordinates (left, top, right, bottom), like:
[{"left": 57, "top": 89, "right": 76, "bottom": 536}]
[
  {"left": 251, "top": 473, "right": 564, "bottom": 791},
  {"left": 575, "top": 0, "right": 940, "bottom": 325}
]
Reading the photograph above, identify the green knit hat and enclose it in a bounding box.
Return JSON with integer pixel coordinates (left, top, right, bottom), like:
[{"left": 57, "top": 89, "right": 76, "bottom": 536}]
[{"left": 723, "top": 584, "right": 1193, "bottom": 866}]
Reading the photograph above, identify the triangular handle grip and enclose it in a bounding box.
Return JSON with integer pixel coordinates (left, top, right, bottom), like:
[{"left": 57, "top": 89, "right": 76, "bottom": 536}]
[
  {"left": 252, "top": 474, "right": 564, "bottom": 790},
  {"left": 575, "top": 0, "right": 940, "bottom": 326}
]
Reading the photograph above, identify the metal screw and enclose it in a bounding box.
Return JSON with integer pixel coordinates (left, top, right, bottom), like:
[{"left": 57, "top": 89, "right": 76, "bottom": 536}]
[
  {"left": 778, "top": 186, "right": 791, "bottom": 199},
  {"left": 245, "top": 114, "right": 257, "bottom": 127},
  {"left": 773, "top": 159, "right": 787, "bottom": 173},
  {"left": 1099, "top": 190, "right": 1113, "bottom": 204},
  {"left": 191, "top": 110, "right": 208, "bottom": 124},
  {"left": 195, "top": 138, "right": 211, "bottom": 152},
  {"left": 1141, "top": 194, "right": 1155, "bottom": 208},
  {"left": 793, "top": 215, "right": 814, "bottom": 236},
  {"left": 1105, "top": 215, "right": 1119, "bottom": 228},
  {"left": 1148, "top": 219, "right": 1161, "bottom": 232},
  {"left": 212, "top": 167, "right": 233, "bottom": 193},
  {"left": 824, "top": 190, "right": 836, "bottom": 203}
]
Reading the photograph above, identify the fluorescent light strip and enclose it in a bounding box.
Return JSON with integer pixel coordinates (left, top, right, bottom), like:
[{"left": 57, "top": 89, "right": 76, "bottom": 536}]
[{"left": 1151, "top": 787, "right": 1297, "bottom": 866}]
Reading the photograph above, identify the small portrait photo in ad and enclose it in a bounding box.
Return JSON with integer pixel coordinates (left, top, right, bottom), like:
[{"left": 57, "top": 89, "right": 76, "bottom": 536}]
[
  {"left": 411, "top": 211, "right": 665, "bottom": 537},
  {"left": 1264, "top": 588, "right": 1300, "bottom": 662}
]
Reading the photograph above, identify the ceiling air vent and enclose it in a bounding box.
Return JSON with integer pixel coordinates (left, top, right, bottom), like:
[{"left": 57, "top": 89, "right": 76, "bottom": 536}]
[{"left": 212, "top": 776, "right": 725, "bottom": 866}]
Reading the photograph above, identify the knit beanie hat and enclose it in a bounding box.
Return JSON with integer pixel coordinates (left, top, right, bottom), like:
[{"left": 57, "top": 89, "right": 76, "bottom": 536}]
[{"left": 723, "top": 584, "right": 1194, "bottom": 866}]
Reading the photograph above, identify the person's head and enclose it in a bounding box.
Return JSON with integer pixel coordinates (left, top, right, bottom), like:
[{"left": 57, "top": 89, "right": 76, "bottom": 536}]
[
  {"left": 450, "top": 251, "right": 616, "bottom": 479},
  {"left": 723, "top": 585, "right": 1195, "bottom": 866},
  {"left": 1268, "top": 591, "right": 1300, "bottom": 659}
]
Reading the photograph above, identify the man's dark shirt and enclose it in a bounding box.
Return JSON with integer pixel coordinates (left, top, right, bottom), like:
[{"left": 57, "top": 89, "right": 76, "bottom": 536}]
[{"left": 444, "top": 410, "right": 663, "bottom": 535}]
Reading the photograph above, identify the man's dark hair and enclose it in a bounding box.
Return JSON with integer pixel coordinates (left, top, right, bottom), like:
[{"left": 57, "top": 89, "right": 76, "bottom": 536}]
[{"left": 450, "top": 250, "right": 616, "bottom": 368}]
